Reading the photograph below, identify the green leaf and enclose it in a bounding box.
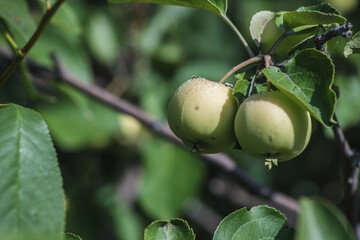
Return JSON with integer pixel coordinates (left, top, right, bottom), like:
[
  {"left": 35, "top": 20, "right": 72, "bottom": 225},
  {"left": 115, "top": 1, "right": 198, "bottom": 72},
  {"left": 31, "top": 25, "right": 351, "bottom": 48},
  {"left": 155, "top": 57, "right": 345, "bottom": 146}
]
[
  {"left": 288, "top": 34, "right": 317, "bottom": 56},
  {"left": 144, "top": 219, "right": 195, "bottom": 240},
  {"left": 38, "top": 85, "right": 120, "bottom": 151},
  {"left": 249, "top": 11, "right": 275, "bottom": 47},
  {"left": 262, "top": 49, "right": 337, "bottom": 127},
  {"left": 0, "top": 0, "right": 36, "bottom": 45},
  {"left": 0, "top": 104, "right": 65, "bottom": 240},
  {"left": 86, "top": 12, "right": 119, "bottom": 65},
  {"left": 95, "top": 186, "right": 143, "bottom": 240},
  {"left": 296, "top": 198, "right": 356, "bottom": 240},
  {"left": 52, "top": 2, "right": 82, "bottom": 36},
  {"left": 213, "top": 206, "right": 287, "bottom": 240},
  {"left": 108, "top": 0, "right": 227, "bottom": 16},
  {"left": 139, "top": 139, "right": 205, "bottom": 219},
  {"left": 344, "top": 32, "right": 360, "bottom": 58},
  {"left": 296, "top": 3, "right": 342, "bottom": 15},
  {"left": 335, "top": 75, "right": 360, "bottom": 129},
  {"left": 139, "top": 5, "right": 192, "bottom": 56},
  {"left": 276, "top": 8, "right": 346, "bottom": 32},
  {"left": 233, "top": 79, "right": 250, "bottom": 102}
]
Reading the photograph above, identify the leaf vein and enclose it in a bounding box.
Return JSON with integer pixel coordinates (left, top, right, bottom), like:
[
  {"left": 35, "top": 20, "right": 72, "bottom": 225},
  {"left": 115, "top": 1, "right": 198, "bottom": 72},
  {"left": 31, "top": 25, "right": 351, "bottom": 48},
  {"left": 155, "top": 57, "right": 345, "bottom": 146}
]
[{"left": 15, "top": 106, "right": 23, "bottom": 235}]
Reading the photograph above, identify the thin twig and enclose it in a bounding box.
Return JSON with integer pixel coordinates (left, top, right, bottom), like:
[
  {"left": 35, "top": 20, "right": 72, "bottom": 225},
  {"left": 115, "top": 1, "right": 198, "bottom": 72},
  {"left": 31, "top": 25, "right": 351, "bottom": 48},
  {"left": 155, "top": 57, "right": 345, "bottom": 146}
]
[
  {"left": 219, "top": 55, "right": 263, "bottom": 84},
  {"left": 1, "top": 27, "right": 21, "bottom": 55},
  {"left": 0, "top": 0, "right": 65, "bottom": 87},
  {"left": 315, "top": 22, "right": 353, "bottom": 56},
  {"left": 333, "top": 115, "right": 359, "bottom": 229}
]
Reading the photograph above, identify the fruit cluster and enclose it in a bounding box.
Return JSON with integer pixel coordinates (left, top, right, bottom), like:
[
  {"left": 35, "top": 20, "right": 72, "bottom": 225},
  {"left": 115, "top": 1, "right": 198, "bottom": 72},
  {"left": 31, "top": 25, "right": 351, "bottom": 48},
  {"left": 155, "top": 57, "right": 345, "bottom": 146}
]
[{"left": 168, "top": 77, "right": 312, "bottom": 168}]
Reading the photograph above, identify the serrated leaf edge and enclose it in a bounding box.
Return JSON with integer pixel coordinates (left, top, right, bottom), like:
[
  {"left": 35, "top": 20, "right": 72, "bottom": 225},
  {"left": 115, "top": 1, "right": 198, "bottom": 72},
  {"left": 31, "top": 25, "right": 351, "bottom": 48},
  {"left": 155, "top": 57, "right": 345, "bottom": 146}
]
[
  {"left": 296, "top": 3, "right": 342, "bottom": 15},
  {"left": 291, "top": 49, "right": 337, "bottom": 126},
  {"left": 213, "top": 205, "right": 288, "bottom": 240},
  {"left": 144, "top": 218, "right": 195, "bottom": 240},
  {"left": 283, "top": 10, "right": 347, "bottom": 26},
  {"left": 263, "top": 49, "right": 337, "bottom": 126},
  {"left": 276, "top": 10, "right": 346, "bottom": 32}
]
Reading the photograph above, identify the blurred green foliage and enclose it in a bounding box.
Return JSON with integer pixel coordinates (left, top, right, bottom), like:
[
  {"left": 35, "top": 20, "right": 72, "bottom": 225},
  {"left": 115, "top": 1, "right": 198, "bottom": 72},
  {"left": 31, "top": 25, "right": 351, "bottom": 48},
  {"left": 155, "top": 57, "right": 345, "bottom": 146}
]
[{"left": 1, "top": 0, "right": 360, "bottom": 239}]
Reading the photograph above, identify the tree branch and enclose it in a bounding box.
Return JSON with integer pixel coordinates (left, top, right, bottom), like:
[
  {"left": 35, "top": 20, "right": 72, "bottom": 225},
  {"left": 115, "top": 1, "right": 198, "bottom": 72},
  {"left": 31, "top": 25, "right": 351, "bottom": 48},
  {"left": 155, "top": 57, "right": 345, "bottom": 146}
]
[
  {"left": 315, "top": 22, "right": 353, "bottom": 55},
  {"left": 0, "top": 49, "right": 300, "bottom": 218},
  {"left": 333, "top": 114, "right": 359, "bottom": 229}
]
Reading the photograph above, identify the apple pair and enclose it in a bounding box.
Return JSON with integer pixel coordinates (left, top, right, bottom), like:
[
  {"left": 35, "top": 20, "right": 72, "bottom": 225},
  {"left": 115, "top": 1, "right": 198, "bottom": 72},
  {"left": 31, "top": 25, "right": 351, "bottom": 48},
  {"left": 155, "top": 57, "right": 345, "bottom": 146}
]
[{"left": 167, "top": 77, "right": 311, "bottom": 166}]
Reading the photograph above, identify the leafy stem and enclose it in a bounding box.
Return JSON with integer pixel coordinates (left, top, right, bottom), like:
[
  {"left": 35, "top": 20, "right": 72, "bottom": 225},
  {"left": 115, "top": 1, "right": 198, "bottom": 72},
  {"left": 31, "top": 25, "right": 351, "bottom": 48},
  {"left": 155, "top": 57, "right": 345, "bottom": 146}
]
[
  {"left": 0, "top": 0, "right": 65, "bottom": 87},
  {"left": 1, "top": 27, "right": 21, "bottom": 55},
  {"left": 221, "top": 14, "right": 255, "bottom": 58}
]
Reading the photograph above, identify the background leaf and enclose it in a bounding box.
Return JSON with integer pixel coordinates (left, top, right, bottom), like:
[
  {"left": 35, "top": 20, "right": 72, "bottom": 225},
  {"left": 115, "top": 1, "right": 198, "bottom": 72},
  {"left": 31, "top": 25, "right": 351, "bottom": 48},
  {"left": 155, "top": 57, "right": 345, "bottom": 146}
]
[
  {"left": 344, "top": 32, "right": 360, "bottom": 58},
  {"left": 334, "top": 75, "right": 360, "bottom": 129},
  {"left": 262, "top": 49, "right": 337, "bottom": 127},
  {"left": 144, "top": 219, "right": 195, "bottom": 240},
  {"left": 233, "top": 79, "right": 251, "bottom": 103},
  {"left": 138, "top": 139, "right": 205, "bottom": 219},
  {"left": 296, "top": 3, "right": 342, "bottom": 15},
  {"left": 38, "top": 85, "right": 121, "bottom": 151},
  {"left": 0, "top": 0, "right": 35, "bottom": 46},
  {"left": 249, "top": 11, "right": 275, "bottom": 47},
  {"left": 85, "top": 12, "right": 120, "bottom": 65},
  {"left": 276, "top": 10, "right": 346, "bottom": 32},
  {"left": 287, "top": 33, "right": 318, "bottom": 56},
  {"left": 275, "top": 227, "right": 295, "bottom": 240},
  {"left": 0, "top": 104, "right": 65, "bottom": 240},
  {"left": 108, "top": 0, "right": 228, "bottom": 16},
  {"left": 213, "top": 206, "right": 288, "bottom": 240},
  {"left": 296, "top": 198, "right": 356, "bottom": 240},
  {"left": 95, "top": 186, "right": 143, "bottom": 240}
]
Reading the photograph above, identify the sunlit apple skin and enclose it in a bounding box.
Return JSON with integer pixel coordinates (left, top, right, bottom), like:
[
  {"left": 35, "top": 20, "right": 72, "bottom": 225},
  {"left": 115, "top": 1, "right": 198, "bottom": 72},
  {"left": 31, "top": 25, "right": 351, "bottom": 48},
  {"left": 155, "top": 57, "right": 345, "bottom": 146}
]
[
  {"left": 234, "top": 91, "right": 312, "bottom": 162},
  {"left": 168, "top": 78, "right": 238, "bottom": 154}
]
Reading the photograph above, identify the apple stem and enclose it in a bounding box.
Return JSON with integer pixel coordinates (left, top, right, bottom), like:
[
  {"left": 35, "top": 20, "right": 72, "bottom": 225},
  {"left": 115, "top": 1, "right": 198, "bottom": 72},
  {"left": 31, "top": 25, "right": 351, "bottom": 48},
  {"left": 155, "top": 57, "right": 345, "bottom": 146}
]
[
  {"left": 219, "top": 55, "right": 264, "bottom": 84},
  {"left": 264, "top": 55, "right": 271, "bottom": 92}
]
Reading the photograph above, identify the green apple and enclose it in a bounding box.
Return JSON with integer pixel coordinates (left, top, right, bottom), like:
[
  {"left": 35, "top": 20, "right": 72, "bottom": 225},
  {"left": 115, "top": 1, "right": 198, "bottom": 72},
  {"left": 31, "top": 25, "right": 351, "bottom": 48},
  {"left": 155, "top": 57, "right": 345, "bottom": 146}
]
[
  {"left": 168, "top": 77, "right": 238, "bottom": 153},
  {"left": 234, "top": 91, "right": 311, "bottom": 169}
]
